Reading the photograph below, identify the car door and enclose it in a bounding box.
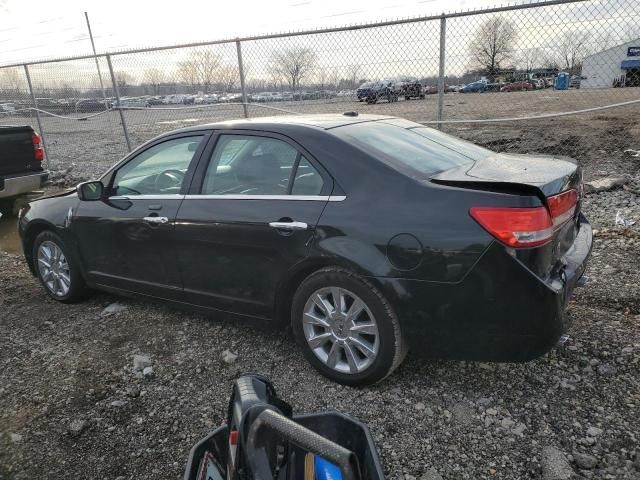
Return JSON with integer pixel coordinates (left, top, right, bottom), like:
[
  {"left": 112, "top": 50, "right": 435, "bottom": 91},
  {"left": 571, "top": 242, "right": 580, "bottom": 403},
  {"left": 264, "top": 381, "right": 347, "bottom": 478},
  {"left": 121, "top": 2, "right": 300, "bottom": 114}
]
[
  {"left": 175, "top": 131, "right": 334, "bottom": 318},
  {"left": 72, "top": 133, "right": 207, "bottom": 299}
]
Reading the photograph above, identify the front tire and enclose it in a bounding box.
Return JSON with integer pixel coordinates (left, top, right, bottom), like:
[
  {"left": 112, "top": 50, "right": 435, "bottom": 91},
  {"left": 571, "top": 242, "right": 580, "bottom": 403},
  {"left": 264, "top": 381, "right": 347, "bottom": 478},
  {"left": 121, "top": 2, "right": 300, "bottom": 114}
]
[
  {"left": 33, "top": 230, "right": 88, "bottom": 303},
  {"left": 292, "top": 267, "right": 406, "bottom": 386}
]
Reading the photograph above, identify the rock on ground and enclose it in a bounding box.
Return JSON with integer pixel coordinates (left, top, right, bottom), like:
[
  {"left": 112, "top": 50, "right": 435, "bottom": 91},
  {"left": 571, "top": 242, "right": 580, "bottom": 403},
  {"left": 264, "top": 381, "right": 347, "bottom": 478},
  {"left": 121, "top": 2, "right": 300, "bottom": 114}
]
[
  {"left": 101, "top": 302, "right": 128, "bottom": 316},
  {"left": 573, "top": 452, "right": 598, "bottom": 470},
  {"left": 584, "top": 176, "right": 630, "bottom": 193},
  {"left": 133, "top": 354, "right": 152, "bottom": 371},
  {"left": 221, "top": 350, "right": 238, "bottom": 364},
  {"left": 541, "top": 446, "right": 574, "bottom": 480}
]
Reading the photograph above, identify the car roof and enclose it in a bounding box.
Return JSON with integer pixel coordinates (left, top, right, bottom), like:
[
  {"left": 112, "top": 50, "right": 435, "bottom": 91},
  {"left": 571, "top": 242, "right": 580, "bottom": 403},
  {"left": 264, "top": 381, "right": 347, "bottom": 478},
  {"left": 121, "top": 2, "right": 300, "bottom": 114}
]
[{"left": 175, "top": 113, "right": 397, "bottom": 133}]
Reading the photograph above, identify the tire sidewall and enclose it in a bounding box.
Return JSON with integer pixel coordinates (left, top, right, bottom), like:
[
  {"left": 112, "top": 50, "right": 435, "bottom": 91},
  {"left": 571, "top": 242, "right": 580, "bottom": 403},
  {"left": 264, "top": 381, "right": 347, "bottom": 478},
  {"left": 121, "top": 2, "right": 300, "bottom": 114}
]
[
  {"left": 292, "top": 268, "right": 402, "bottom": 386},
  {"left": 32, "top": 230, "right": 85, "bottom": 303}
]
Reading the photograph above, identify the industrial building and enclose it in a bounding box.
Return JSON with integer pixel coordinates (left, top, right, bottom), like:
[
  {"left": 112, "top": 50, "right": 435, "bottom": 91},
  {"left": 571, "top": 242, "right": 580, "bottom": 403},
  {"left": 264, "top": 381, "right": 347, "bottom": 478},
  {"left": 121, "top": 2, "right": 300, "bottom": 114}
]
[{"left": 581, "top": 39, "right": 640, "bottom": 88}]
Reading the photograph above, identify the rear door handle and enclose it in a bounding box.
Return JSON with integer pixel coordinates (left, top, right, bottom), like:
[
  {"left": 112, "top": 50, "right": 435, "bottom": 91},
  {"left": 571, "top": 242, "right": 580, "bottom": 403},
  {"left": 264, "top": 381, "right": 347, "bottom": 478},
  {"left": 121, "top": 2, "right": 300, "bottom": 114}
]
[
  {"left": 143, "top": 216, "right": 169, "bottom": 224},
  {"left": 269, "top": 221, "right": 308, "bottom": 231}
]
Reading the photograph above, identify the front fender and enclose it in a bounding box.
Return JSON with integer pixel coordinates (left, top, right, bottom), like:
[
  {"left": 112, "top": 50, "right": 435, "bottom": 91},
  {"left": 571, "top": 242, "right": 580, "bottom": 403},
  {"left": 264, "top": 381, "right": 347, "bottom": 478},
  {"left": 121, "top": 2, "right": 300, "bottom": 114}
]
[{"left": 20, "top": 193, "right": 84, "bottom": 276}]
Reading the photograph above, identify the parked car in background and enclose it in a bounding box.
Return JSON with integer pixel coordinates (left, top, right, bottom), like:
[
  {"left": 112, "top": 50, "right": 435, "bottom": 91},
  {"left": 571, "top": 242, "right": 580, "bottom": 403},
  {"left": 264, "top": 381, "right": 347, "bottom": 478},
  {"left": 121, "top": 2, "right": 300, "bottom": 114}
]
[
  {"left": 360, "top": 80, "right": 401, "bottom": 104},
  {"left": 162, "top": 95, "right": 185, "bottom": 105},
  {"left": 75, "top": 99, "right": 107, "bottom": 113},
  {"left": 219, "top": 93, "right": 242, "bottom": 103},
  {"left": 487, "top": 82, "right": 505, "bottom": 92},
  {"left": 18, "top": 113, "right": 591, "bottom": 385},
  {"left": 500, "top": 81, "right": 534, "bottom": 92},
  {"left": 0, "top": 103, "right": 16, "bottom": 114},
  {"left": 35, "top": 98, "right": 73, "bottom": 114},
  {"left": 146, "top": 96, "right": 164, "bottom": 106},
  {"left": 460, "top": 80, "right": 488, "bottom": 93},
  {"left": 254, "top": 92, "right": 283, "bottom": 102},
  {"left": 356, "top": 82, "right": 375, "bottom": 101},
  {"left": 113, "top": 97, "right": 149, "bottom": 109},
  {"left": 570, "top": 75, "right": 584, "bottom": 89},
  {"left": 337, "top": 90, "right": 354, "bottom": 97},
  {"left": 400, "top": 78, "right": 424, "bottom": 99},
  {"left": 0, "top": 125, "right": 47, "bottom": 215},
  {"left": 423, "top": 85, "right": 438, "bottom": 95},
  {"left": 252, "top": 92, "right": 270, "bottom": 102},
  {"left": 317, "top": 90, "right": 337, "bottom": 99}
]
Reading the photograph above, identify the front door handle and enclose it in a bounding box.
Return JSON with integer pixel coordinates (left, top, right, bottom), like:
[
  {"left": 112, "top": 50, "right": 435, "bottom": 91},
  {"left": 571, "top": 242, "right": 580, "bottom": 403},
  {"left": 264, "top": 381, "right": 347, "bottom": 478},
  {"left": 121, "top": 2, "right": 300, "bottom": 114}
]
[
  {"left": 143, "top": 216, "right": 169, "bottom": 224},
  {"left": 269, "top": 221, "right": 308, "bottom": 231}
]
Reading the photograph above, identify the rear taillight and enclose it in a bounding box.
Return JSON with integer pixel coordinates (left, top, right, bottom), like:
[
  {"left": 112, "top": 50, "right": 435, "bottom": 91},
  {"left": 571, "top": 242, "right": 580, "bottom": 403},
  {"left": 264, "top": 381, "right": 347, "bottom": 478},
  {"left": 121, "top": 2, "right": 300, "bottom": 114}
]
[
  {"left": 32, "top": 133, "right": 44, "bottom": 162},
  {"left": 470, "top": 207, "right": 553, "bottom": 248},
  {"left": 547, "top": 189, "right": 578, "bottom": 228}
]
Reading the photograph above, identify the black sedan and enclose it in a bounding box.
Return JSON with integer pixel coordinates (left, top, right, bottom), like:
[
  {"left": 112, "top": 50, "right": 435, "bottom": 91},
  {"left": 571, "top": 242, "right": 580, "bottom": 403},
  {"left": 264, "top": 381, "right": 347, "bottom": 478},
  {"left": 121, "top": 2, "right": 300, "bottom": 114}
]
[{"left": 18, "top": 114, "right": 592, "bottom": 385}]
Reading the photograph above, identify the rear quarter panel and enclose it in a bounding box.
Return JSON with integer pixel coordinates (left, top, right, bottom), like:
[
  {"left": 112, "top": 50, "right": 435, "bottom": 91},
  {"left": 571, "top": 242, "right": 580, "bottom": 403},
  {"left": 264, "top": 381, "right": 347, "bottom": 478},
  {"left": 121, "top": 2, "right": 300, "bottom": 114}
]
[{"left": 297, "top": 129, "right": 543, "bottom": 283}]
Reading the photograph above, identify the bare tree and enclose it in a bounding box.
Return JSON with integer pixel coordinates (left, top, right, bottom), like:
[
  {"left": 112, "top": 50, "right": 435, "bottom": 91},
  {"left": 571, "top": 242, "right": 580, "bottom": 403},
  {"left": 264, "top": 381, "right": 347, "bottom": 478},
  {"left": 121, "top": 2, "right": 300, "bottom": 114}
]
[
  {"left": 518, "top": 48, "right": 542, "bottom": 73},
  {"left": 247, "top": 77, "right": 266, "bottom": 93},
  {"left": 346, "top": 64, "right": 361, "bottom": 88},
  {"left": 315, "top": 66, "right": 328, "bottom": 89},
  {"left": 623, "top": 22, "right": 640, "bottom": 42},
  {"left": 143, "top": 68, "right": 165, "bottom": 95},
  {"left": 270, "top": 46, "right": 318, "bottom": 91},
  {"left": 469, "top": 16, "right": 518, "bottom": 79},
  {"left": 556, "top": 30, "right": 590, "bottom": 74},
  {"left": 114, "top": 71, "right": 134, "bottom": 93},
  {"left": 0, "top": 68, "right": 25, "bottom": 92},
  {"left": 216, "top": 64, "right": 238, "bottom": 93},
  {"left": 329, "top": 69, "right": 340, "bottom": 90},
  {"left": 177, "top": 50, "right": 222, "bottom": 93},
  {"left": 177, "top": 62, "right": 198, "bottom": 90}
]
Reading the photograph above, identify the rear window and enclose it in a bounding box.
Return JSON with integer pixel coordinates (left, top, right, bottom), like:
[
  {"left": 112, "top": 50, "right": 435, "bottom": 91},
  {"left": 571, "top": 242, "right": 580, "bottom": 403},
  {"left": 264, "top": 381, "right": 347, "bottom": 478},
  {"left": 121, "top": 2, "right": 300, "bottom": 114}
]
[{"left": 334, "top": 121, "right": 485, "bottom": 176}]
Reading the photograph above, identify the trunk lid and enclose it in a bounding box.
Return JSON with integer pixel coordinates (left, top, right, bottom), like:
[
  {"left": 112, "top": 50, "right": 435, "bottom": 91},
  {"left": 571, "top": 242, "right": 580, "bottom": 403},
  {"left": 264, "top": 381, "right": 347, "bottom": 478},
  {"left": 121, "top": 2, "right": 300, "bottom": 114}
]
[
  {"left": 431, "top": 152, "right": 584, "bottom": 278},
  {"left": 430, "top": 152, "right": 581, "bottom": 198}
]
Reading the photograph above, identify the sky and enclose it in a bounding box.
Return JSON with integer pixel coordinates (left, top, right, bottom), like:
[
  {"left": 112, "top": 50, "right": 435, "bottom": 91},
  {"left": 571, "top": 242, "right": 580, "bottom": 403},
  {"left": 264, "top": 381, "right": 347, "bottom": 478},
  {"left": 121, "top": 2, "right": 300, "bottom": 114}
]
[
  {"left": 0, "top": 0, "right": 528, "bottom": 66},
  {"left": 0, "top": 0, "right": 637, "bottom": 91}
]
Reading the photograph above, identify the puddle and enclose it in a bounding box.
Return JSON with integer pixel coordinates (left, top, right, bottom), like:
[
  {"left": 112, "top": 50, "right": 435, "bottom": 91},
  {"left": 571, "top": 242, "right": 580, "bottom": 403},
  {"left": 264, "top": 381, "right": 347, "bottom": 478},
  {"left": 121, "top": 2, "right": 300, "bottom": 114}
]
[{"left": 0, "top": 215, "right": 22, "bottom": 255}]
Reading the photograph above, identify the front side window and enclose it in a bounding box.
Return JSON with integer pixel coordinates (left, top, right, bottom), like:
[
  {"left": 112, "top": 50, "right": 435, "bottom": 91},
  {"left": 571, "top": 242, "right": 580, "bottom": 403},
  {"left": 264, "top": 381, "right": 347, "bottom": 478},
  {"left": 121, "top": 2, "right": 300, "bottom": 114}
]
[
  {"left": 202, "top": 135, "right": 323, "bottom": 196},
  {"left": 112, "top": 136, "right": 202, "bottom": 196}
]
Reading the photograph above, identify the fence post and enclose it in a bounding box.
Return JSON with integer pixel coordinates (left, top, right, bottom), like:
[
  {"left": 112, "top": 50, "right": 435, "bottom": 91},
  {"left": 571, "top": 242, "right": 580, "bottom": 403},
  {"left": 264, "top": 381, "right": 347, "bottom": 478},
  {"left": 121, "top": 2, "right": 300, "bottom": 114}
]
[
  {"left": 236, "top": 39, "right": 249, "bottom": 119},
  {"left": 106, "top": 54, "right": 132, "bottom": 152},
  {"left": 437, "top": 14, "right": 446, "bottom": 129},
  {"left": 23, "top": 64, "right": 48, "bottom": 168}
]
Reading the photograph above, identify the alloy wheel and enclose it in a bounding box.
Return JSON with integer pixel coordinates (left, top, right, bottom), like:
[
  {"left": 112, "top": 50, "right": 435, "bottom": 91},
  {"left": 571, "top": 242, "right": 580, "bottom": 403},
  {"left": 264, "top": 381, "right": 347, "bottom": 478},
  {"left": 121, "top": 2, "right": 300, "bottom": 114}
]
[
  {"left": 37, "top": 240, "right": 71, "bottom": 297},
  {"left": 302, "top": 287, "right": 380, "bottom": 374}
]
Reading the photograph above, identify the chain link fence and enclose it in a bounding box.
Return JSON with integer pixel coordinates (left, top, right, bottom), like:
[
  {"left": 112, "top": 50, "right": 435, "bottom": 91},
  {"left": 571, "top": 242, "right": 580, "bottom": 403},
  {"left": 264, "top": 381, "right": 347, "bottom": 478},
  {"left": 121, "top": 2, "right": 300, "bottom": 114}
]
[{"left": 1, "top": 0, "right": 639, "bottom": 185}]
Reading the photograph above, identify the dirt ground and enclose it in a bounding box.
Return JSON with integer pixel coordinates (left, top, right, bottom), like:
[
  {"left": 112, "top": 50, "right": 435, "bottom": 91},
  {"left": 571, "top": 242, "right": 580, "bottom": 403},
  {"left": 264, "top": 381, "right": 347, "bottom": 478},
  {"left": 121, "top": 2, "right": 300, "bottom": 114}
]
[{"left": 1, "top": 89, "right": 640, "bottom": 480}]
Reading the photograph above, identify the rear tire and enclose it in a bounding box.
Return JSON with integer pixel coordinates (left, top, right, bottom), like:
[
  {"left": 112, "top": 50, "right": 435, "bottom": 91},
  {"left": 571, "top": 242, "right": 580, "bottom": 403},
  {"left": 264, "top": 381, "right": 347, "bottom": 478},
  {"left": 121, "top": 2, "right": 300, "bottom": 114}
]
[
  {"left": 292, "top": 267, "right": 407, "bottom": 386},
  {"left": 32, "top": 230, "right": 88, "bottom": 303}
]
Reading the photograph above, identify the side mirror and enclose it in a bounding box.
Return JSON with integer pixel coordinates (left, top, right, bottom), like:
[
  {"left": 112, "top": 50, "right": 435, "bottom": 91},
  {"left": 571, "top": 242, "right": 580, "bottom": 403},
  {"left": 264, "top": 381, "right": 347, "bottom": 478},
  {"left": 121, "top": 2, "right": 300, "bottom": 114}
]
[{"left": 77, "top": 181, "right": 104, "bottom": 201}]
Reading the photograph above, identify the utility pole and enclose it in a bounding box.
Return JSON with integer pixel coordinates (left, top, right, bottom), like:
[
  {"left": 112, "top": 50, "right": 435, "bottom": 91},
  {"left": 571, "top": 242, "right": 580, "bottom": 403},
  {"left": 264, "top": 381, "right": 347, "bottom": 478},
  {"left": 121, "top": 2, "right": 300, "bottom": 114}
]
[{"left": 84, "top": 11, "right": 107, "bottom": 104}]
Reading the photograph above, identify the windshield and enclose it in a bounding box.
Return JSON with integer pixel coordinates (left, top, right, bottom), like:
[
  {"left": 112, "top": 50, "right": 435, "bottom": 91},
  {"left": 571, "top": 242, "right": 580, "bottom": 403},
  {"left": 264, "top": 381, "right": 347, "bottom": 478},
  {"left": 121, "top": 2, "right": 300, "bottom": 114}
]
[{"left": 334, "top": 121, "right": 488, "bottom": 176}]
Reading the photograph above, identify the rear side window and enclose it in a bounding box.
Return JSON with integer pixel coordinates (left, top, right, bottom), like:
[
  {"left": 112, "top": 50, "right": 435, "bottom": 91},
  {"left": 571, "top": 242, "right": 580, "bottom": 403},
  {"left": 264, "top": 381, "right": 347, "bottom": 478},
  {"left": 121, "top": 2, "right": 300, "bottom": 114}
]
[
  {"left": 410, "top": 127, "right": 493, "bottom": 161},
  {"left": 201, "top": 134, "right": 324, "bottom": 196},
  {"left": 291, "top": 156, "right": 323, "bottom": 195},
  {"left": 334, "top": 122, "right": 479, "bottom": 176}
]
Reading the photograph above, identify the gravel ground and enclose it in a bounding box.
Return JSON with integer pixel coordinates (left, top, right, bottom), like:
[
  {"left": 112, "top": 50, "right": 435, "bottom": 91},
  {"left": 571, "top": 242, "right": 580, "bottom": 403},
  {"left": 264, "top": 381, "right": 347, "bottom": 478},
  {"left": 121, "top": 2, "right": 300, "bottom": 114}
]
[{"left": 1, "top": 93, "right": 640, "bottom": 480}]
